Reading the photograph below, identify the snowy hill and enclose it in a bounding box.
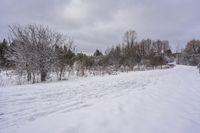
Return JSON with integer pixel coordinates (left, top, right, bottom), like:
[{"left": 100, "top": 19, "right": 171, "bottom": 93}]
[{"left": 0, "top": 65, "right": 200, "bottom": 133}]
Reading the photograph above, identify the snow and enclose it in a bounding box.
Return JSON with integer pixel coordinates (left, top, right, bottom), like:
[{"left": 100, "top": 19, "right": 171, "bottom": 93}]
[{"left": 0, "top": 65, "right": 200, "bottom": 133}]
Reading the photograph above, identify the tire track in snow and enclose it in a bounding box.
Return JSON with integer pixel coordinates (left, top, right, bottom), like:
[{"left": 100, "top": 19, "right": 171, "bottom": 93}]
[{"left": 0, "top": 71, "right": 153, "bottom": 129}]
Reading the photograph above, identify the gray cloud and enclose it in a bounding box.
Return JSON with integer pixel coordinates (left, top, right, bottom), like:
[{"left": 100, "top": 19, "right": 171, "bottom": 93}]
[{"left": 0, "top": 0, "right": 200, "bottom": 52}]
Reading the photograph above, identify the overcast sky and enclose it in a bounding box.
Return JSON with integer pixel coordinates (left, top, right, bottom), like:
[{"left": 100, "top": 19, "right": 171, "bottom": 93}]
[{"left": 0, "top": 0, "right": 200, "bottom": 52}]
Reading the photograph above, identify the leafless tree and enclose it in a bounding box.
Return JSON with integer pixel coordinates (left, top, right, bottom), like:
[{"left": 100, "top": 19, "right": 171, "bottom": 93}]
[
  {"left": 123, "top": 30, "right": 137, "bottom": 46},
  {"left": 180, "top": 39, "right": 200, "bottom": 65},
  {"left": 7, "top": 24, "right": 72, "bottom": 82}
]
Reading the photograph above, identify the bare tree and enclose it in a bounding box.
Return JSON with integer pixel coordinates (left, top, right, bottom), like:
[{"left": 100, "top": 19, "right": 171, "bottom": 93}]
[
  {"left": 123, "top": 30, "right": 137, "bottom": 46},
  {"left": 7, "top": 24, "right": 72, "bottom": 82},
  {"left": 180, "top": 39, "right": 200, "bottom": 65}
]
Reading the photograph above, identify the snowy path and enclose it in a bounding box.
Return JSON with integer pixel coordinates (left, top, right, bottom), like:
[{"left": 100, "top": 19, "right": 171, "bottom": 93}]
[{"left": 0, "top": 65, "right": 200, "bottom": 133}]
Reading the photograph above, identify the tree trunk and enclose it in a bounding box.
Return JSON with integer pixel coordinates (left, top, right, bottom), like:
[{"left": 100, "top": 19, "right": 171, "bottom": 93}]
[
  {"left": 41, "top": 70, "right": 47, "bottom": 82},
  {"left": 59, "top": 68, "right": 63, "bottom": 81},
  {"left": 32, "top": 72, "right": 36, "bottom": 84},
  {"left": 27, "top": 71, "right": 31, "bottom": 81}
]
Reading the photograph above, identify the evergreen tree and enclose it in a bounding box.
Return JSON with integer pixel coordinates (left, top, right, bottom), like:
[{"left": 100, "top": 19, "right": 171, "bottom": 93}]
[
  {"left": 94, "top": 49, "right": 103, "bottom": 57},
  {"left": 0, "top": 39, "right": 8, "bottom": 67}
]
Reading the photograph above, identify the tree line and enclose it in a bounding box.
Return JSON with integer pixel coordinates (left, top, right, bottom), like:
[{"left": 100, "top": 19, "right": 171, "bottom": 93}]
[
  {"left": 1, "top": 24, "right": 198, "bottom": 84},
  {"left": 179, "top": 39, "right": 200, "bottom": 66}
]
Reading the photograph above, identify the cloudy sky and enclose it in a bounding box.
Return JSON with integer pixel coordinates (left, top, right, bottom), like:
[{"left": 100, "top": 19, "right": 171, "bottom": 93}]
[{"left": 0, "top": 0, "right": 200, "bottom": 52}]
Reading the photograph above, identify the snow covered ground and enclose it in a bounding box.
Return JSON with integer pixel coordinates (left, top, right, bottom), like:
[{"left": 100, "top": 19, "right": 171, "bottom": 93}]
[{"left": 0, "top": 65, "right": 200, "bottom": 133}]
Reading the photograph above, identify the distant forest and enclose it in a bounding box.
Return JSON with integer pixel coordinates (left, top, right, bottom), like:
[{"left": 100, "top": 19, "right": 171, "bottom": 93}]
[{"left": 0, "top": 24, "right": 199, "bottom": 83}]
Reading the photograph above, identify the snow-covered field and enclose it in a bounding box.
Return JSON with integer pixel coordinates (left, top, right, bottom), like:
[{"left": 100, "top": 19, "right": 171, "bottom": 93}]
[{"left": 0, "top": 65, "right": 200, "bottom": 133}]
